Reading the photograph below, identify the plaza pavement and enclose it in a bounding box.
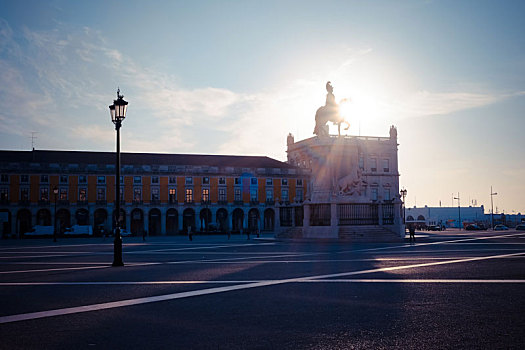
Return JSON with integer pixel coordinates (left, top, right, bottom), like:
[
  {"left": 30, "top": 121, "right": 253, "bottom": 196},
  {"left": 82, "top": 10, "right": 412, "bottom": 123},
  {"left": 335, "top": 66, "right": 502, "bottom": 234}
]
[{"left": 0, "top": 230, "right": 524, "bottom": 349}]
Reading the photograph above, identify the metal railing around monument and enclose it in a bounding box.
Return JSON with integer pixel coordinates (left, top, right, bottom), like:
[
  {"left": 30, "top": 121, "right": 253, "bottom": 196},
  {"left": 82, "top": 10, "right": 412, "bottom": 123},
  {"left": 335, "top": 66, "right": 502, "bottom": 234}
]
[
  {"left": 310, "top": 204, "right": 331, "bottom": 226},
  {"left": 338, "top": 204, "right": 379, "bottom": 225},
  {"left": 382, "top": 203, "right": 395, "bottom": 225}
]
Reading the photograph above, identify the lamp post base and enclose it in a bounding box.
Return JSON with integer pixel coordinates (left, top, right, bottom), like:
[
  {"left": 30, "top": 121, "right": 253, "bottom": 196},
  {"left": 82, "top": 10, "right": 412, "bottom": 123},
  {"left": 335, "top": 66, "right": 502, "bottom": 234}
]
[{"left": 112, "top": 233, "right": 124, "bottom": 267}]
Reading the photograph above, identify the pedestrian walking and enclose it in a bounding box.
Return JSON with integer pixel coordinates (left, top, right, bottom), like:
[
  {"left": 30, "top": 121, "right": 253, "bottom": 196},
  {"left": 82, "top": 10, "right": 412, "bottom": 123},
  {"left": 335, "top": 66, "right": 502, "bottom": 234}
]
[
  {"left": 409, "top": 224, "right": 416, "bottom": 243},
  {"left": 227, "top": 230, "right": 231, "bottom": 240},
  {"left": 142, "top": 229, "right": 146, "bottom": 242},
  {"left": 188, "top": 226, "right": 192, "bottom": 241}
]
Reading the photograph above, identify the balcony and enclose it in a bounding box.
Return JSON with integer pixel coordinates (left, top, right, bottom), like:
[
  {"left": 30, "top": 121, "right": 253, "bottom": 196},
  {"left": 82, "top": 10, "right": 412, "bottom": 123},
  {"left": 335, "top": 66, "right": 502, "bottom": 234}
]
[
  {"left": 132, "top": 200, "right": 143, "bottom": 205},
  {"left": 233, "top": 200, "right": 244, "bottom": 206},
  {"left": 184, "top": 200, "right": 194, "bottom": 205},
  {"left": 200, "top": 200, "right": 211, "bottom": 206},
  {"left": 168, "top": 200, "right": 178, "bottom": 205},
  {"left": 113, "top": 200, "right": 125, "bottom": 205},
  {"left": 150, "top": 199, "right": 161, "bottom": 205},
  {"left": 95, "top": 200, "right": 106, "bottom": 205},
  {"left": 265, "top": 199, "right": 275, "bottom": 206},
  {"left": 77, "top": 200, "right": 89, "bottom": 206},
  {"left": 250, "top": 200, "right": 260, "bottom": 206},
  {"left": 58, "top": 200, "right": 70, "bottom": 206},
  {"left": 38, "top": 200, "right": 50, "bottom": 206},
  {"left": 0, "top": 199, "right": 10, "bottom": 205},
  {"left": 18, "top": 200, "right": 31, "bottom": 206},
  {"left": 217, "top": 200, "right": 228, "bottom": 206}
]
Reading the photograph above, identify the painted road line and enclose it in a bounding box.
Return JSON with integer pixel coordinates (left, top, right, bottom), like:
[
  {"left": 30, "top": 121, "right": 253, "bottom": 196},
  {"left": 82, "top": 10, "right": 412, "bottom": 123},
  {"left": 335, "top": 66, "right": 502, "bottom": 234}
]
[
  {"left": 2, "top": 279, "right": 524, "bottom": 286},
  {"left": 0, "top": 262, "right": 160, "bottom": 274},
  {"left": 1, "top": 250, "right": 524, "bottom": 324}
]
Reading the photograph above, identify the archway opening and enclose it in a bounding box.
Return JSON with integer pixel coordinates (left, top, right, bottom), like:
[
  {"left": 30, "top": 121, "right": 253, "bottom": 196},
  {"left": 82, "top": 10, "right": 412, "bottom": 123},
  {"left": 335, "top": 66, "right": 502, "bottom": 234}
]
[
  {"left": 149, "top": 208, "right": 161, "bottom": 236},
  {"left": 166, "top": 208, "right": 179, "bottom": 235}
]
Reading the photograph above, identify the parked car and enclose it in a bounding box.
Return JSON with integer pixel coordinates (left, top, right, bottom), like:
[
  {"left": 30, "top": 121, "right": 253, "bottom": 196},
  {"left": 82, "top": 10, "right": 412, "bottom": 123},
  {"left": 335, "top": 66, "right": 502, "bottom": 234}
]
[
  {"left": 494, "top": 224, "right": 509, "bottom": 231},
  {"left": 119, "top": 229, "right": 132, "bottom": 237},
  {"left": 465, "top": 224, "right": 481, "bottom": 231},
  {"left": 515, "top": 224, "right": 525, "bottom": 231},
  {"left": 428, "top": 225, "right": 441, "bottom": 231}
]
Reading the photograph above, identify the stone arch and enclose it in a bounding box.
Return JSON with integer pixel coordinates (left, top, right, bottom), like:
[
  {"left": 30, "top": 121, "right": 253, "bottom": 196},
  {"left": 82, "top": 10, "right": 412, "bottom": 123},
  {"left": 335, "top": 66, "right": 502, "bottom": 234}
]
[
  {"left": 417, "top": 215, "right": 425, "bottom": 221},
  {"left": 0, "top": 209, "right": 12, "bottom": 238},
  {"left": 199, "top": 208, "right": 212, "bottom": 232},
  {"left": 166, "top": 208, "right": 179, "bottom": 235},
  {"left": 111, "top": 208, "right": 127, "bottom": 230},
  {"left": 36, "top": 208, "right": 52, "bottom": 226},
  {"left": 263, "top": 208, "right": 275, "bottom": 231},
  {"left": 232, "top": 208, "right": 244, "bottom": 233},
  {"left": 94, "top": 208, "right": 108, "bottom": 236},
  {"left": 248, "top": 208, "right": 260, "bottom": 232},
  {"left": 56, "top": 208, "right": 71, "bottom": 235},
  {"left": 148, "top": 208, "right": 161, "bottom": 236},
  {"left": 216, "top": 208, "right": 228, "bottom": 232},
  {"left": 406, "top": 215, "right": 414, "bottom": 221},
  {"left": 16, "top": 209, "right": 32, "bottom": 237},
  {"left": 75, "top": 208, "right": 90, "bottom": 226},
  {"left": 183, "top": 208, "right": 196, "bottom": 234},
  {"left": 131, "top": 208, "right": 144, "bottom": 236}
]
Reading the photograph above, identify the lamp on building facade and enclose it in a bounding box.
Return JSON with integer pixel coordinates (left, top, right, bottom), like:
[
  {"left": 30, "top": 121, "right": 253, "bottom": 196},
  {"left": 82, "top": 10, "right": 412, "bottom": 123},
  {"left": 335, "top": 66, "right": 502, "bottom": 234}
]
[
  {"left": 53, "top": 186, "right": 58, "bottom": 242},
  {"left": 490, "top": 186, "right": 497, "bottom": 230},
  {"left": 109, "top": 88, "right": 128, "bottom": 267}
]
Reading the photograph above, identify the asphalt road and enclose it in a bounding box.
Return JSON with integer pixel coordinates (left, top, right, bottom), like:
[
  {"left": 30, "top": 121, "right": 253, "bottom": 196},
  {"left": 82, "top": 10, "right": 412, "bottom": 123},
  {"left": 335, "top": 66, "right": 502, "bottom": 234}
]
[{"left": 0, "top": 230, "right": 524, "bottom": 349}]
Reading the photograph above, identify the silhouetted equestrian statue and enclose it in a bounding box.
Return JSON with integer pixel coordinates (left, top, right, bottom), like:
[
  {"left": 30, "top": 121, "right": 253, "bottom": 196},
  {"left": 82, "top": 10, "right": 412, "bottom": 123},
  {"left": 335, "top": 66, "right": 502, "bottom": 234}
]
[{"left": 313, "top": 81, "right": 350, "bottom": 137}]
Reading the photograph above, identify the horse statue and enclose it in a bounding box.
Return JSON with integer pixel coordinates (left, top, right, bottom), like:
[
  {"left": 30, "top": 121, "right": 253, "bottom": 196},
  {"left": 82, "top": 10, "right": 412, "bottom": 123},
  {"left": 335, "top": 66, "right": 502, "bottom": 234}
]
[{"left": 313, "top": 81, "right": 350, "bottom": 137}]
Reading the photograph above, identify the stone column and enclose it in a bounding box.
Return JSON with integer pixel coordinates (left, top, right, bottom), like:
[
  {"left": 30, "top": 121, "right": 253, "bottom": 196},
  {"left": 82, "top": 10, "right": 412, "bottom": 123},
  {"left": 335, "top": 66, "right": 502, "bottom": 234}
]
[
  {"left": 178, "top": 210, "right": 184, "bottom": 233},
  {"left": 274, "top": 202, "right": 281, "bottom": 232},
  {"left": 160, "top": 207, "right": 166, "bottom": 235},
  {"left": 330, "top": 202, "right": 338, "bottom": 227}
]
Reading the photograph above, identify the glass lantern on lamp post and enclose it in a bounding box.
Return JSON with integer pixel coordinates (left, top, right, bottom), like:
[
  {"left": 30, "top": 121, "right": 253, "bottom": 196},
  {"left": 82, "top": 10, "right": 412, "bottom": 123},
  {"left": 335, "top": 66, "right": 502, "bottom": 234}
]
[{"left": 109, "top": 88, "right": 128, "bottom": 267}]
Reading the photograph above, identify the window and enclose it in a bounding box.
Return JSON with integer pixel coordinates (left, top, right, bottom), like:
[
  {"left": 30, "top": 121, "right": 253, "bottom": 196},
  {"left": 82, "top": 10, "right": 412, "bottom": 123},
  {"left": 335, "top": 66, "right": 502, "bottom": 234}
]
[
  {"left": 234, "top": 177, "right": 241, "bottom": 185},
  {"left": 59, "top": 175, "right": 68, "bottom": 184},
  {"left": 384, "top": 188, "right": 391, "bottom": 201},
  {"left": 266, "top": 189, "right": 273, "bottom": 201},
  {"left": 133, "top": 176, "right": 142, "bottom": 184},
  {"left": 151, "top": 176, "right": 159, "bottom": 184},
  {"left": 20, "top": 175, "right": 29, "bottom": 183},
  {"left": 202, "top": 188, "right": 209, "bottom": 202},
  {"left": 0, "top": 188, "right": 8, "bottom": 201},
  {"left": 78, "top": 175, "right": 87, "bottom": 184},
  {"left": 151, "top": 188, "right": 160, "bottom": 201},
  {"left": 234, "top": 188, "right": 241, "bottom": 201},
  {"left": 281, "top": 189, "right": 289, "bottom": 202},
  {"left": 59, "top": 188, "right": 68, "bottom": 201},
  {"left": 296, "top": 188, "right": 304, "bottom": 202},
  {"left": 134, "top": 188, "right": 142, "bottom": 201},
  {"left": 169, "top": 176, "right": 177, "bottom": 184},
  {"left": 266, "top": 178, "right": 273, "bottom": 186},
  {"left": 97, "top": 176, "right": 105, "bottom": 184},
  {"left": 383, "top": 159, "right": 390, "bottom": 172},
  {"left": 250, "top": 177, "right": 257, "bottom": 185},
  {"left": 296, "top": 179, "right": 303, "bottom": 186},
  {"left": 38, "top": 187, "right": 48, "bottom": 201},
  {"left": 218, "top": 177, "right": 226, "bottom": 185},
  {"left": 219, "top": 188, "right": 226, "bottom": 201},
  {"left": 359, "top": 155, "right": 364, "bottom": 170},
  {"left": 0, "top": 174, "right": 8, "bottom": 183},
  {"left": 40, "top": 175, "right": 49, "bottom": 183},
  {"left": 282, "top": 179, "right": 288, "bottom": 186},
  {"left": 78, "top": 188, "right": 87, "bottom": 201},
  {"left": 371, "top": 188, "right": 378, "bottom": 201},
  {"left": 250, "top": 188, "right": 258, "bottom": 202},
  {"left": 20, "top": 188, "right": 29, "bottom": 201},
  {"left": 185, "top": 188, "right": 193, "bottom": 202},
  {"left": 169, "top": 188, "right": 177, "bottom": 204},
  {"left": 370, "top": 158, "right": 377, "bottom": 172},
  {"left": 202, "top": 177, "right": 210, "bottom": 185},
  {"left": 97, "top": 188, "right": 105, "bottom": 201},
  {"left": 185, "top": 177, "right": 193, "bottom": 185}
]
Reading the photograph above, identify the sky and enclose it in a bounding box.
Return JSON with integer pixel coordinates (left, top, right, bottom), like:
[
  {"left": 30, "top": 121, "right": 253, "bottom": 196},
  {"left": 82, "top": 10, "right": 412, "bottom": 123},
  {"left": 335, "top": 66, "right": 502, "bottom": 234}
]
[{"left": 0, "top": 0, "right": 524, "bottom": 214}]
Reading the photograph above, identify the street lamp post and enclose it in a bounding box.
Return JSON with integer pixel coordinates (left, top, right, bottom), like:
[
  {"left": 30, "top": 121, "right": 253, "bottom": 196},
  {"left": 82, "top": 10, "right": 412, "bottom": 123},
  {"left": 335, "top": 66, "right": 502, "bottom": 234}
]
[
  {"left": 109, "top": 88, "right": 128, "bottom": 267},
  {"left": 454, "top": 192, "right": 461, "bottom": 230},
  {"left": 53, "top": 186, "right": 58, "bottom": 242},
  {"left": 400, "top": 188, "right": 407, "bottom": 229},
  {"left": 490, "top": 186, "right": 497, "bottom": 230}
]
